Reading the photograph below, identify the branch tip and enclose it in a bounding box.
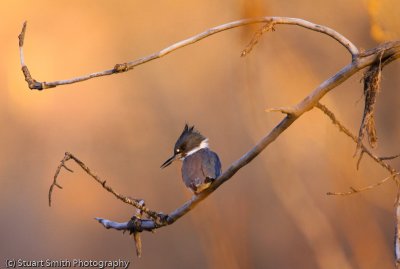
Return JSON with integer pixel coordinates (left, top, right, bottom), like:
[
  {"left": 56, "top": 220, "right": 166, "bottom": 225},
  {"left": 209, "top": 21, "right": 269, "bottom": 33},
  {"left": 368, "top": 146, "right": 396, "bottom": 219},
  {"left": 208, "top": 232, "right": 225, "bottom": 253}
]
[
  {"left": 380, "top": 154, "right": 400, "bottom": 161},
  {"left": 265, "top": 107, "right": 295, "bottom": 115},
  {"left": 356, "top": 150, "right": 365, "bottom": 170},
  {"left": 328, "top": 173, "right": 399, "bottom": 196},
  {"left": 18, "top": 21, "right": 27, "bottom": 47}
]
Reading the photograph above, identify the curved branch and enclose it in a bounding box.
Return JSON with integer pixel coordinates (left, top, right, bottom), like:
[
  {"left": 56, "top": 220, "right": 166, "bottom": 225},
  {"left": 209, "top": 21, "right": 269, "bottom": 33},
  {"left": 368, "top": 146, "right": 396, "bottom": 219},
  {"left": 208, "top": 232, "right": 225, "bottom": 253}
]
[{"left": 19, "top": 17, "right": 358, "bottom": 90}]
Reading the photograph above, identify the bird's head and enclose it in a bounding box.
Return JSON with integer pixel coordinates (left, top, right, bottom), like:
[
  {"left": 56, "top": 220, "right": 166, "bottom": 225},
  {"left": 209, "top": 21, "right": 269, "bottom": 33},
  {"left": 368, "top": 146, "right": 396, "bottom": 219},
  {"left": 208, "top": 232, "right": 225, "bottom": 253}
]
[{"left": 161, "top": 124, "right": 208, "bottom": 168}]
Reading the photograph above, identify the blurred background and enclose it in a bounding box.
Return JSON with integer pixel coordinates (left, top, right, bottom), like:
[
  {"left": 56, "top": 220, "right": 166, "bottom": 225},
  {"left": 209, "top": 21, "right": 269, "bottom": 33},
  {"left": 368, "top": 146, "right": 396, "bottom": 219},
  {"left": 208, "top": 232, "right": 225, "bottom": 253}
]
[{"left": 1, "top": 0, "right": 400, "bottom": 268}]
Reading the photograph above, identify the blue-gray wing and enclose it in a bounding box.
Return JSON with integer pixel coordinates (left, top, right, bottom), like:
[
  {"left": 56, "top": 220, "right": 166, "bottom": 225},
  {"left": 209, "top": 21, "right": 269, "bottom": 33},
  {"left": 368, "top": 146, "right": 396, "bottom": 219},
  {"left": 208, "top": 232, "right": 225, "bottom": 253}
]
[
  {"left": 201, "top": 149, "right": 222, "bottom": 180},
  {"left": 181, "top": 148, "right": 222, "bottom": 192}
]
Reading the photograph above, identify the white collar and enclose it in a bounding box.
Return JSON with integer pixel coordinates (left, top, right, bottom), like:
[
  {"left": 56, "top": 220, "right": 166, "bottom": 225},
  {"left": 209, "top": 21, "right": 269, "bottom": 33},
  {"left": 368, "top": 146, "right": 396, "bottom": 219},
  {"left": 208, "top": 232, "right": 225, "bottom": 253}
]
[{"left": 185, "top": 139, "right": 209, "bottom": 157}]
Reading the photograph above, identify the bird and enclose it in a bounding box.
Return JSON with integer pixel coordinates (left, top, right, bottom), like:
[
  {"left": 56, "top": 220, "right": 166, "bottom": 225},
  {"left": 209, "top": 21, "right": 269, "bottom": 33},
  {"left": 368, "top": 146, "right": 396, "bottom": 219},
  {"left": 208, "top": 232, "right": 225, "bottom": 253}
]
[{"left": 161, "top": 124, "right": 222, "bottom": 194}]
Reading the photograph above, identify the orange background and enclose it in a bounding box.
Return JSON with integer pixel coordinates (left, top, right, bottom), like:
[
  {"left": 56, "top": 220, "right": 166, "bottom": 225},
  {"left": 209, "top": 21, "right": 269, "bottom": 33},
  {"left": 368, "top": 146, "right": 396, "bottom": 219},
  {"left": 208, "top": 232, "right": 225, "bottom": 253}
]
[{"left": 1, "top": 1, "right": 400, "bottom": 268}]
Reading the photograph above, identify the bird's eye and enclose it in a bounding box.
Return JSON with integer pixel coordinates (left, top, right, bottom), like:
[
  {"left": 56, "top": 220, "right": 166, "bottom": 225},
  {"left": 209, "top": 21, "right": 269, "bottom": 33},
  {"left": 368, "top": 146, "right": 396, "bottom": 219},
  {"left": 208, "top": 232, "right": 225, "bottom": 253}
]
[{"left": 176, "top": 149, "right": 180, "bottom": 153}]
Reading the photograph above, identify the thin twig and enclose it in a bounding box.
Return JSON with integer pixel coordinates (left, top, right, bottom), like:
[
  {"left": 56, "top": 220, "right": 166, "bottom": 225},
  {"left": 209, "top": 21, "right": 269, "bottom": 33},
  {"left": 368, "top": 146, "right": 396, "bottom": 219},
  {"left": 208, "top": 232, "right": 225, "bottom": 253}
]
[
  {"left": 380, "top": 154, "right": 400, "bottom": 161},
  {"left": 19, "top": 17, "right": 359, "bottom": 90},
  {"left": 327, "top": 173, "right": 399, "bottom": 196},
  {"left": 241, "top": 21, "right": 275, "bottom": 57},
  {"left": 49, "top": 152, "right": 164, "bottom": 223},
  {"left": 356, "top": 150, "right": 365, "bottom": 170}
]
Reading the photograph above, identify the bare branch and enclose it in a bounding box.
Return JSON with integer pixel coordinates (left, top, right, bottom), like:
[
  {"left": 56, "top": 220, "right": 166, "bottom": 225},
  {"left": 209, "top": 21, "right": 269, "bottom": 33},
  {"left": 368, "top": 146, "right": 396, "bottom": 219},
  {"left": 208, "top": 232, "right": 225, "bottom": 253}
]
[
  {"left": 19, "top": 17, "right": 359, "bottom": 90},
  {"left": 49, "top": 152, "right": 165, "bottom": 224},
  {"left": 95, "top": 217, "right": 156, "bottom": 232},
  {"left": 95, "top": 218, "right": 130, "bottom": 230}
]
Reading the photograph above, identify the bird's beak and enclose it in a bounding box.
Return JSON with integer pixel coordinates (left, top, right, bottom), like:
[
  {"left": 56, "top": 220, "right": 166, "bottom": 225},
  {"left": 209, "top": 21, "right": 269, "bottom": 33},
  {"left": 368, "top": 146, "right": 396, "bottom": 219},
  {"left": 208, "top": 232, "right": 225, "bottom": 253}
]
[{"left": 160, "top": 154, "right": 178, "bottom": 169}]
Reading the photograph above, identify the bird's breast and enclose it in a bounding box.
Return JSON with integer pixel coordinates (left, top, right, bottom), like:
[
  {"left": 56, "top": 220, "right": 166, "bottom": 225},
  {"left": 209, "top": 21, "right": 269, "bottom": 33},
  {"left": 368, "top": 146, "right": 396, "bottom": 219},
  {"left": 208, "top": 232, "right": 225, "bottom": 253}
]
[{"left": 181, "top": 148, "right": 221, "bottom": 193}]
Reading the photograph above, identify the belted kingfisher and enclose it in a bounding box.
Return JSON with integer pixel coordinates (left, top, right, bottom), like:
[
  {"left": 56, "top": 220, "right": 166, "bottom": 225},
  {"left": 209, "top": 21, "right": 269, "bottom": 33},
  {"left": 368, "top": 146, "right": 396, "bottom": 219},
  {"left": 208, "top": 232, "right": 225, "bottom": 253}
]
[{"left": 161, "top": 124, "right": 222, "bottom": 194}]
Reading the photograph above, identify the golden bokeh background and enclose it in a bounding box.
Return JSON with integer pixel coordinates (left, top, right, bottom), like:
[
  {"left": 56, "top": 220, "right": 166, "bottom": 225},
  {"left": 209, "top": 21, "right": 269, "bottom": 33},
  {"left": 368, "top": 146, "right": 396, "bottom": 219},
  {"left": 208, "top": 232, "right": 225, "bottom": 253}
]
[{"left": 1, "top": 0, "right": 400, "bottom": 268}]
